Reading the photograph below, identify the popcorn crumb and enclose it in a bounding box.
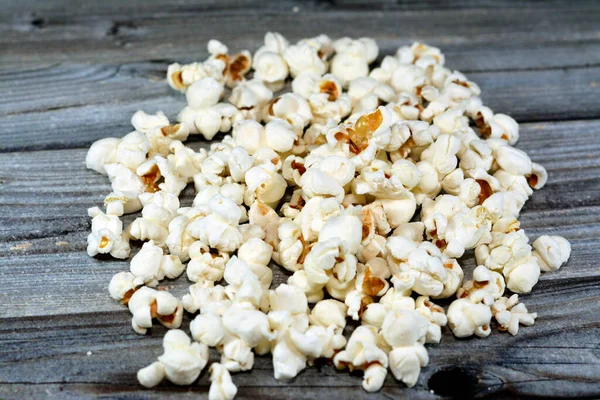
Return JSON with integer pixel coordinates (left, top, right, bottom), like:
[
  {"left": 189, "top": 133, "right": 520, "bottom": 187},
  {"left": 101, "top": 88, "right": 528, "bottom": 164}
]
[{"left": 11, "top": 243, "right": 32, "bottom": 251}]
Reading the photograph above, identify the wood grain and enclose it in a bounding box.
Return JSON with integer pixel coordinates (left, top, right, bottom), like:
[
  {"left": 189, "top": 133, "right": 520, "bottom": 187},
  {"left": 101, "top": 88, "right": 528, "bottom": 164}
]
[
  {"left": 1, "top": 1, "right": 600, "bottom": 398},
  {"left": 2, "top": 4, "right": 600, "bottom": 68},
  {"left": 2, "top": 65, "right": 599, "bottom": 152}
]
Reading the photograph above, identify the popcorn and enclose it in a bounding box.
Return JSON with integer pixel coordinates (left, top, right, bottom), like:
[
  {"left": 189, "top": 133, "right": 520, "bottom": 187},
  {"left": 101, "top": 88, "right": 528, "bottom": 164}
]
[
  {"left": 137, "top": 330, "right": 208, "bottom": 387},
  {"left": 333, "top": 325, "right": 388, "bottom": 392},
  {"left": 266, "top": 93, "right": 313, "bottom": 131},
  {"left": 136, "top": 156, "right": 187, "bottom": 196},
  {"left": 104, "top": 163, "right": 145, "bottom": 213},
  {"left": 182, "top": 281, "right": 231, "bottom": 314},
  {"left": 492, "top": 294, "right": 537, "bottom": 335},
  {"left": 381, "top": 309, "right": 429, "bottom": 387},
  {"left": 87, "top": 207, "right": 130, "bottom": 259},
  {"left": 130, "top": 240, "right": 184, "bottom": 287},
  {"left": 532, "top": 234, "right": 571, "bottom": 272},
  {"left": 86, "top": 35, "right": 571, "bottom": 397},
  {"left": 229, "top": 79, "right": 273, "bottom": 121},
  {"left": 108, "top": 272, "right": 141, "bottom": 304},
  {"left": 415, "top": 296, "right": 447, "bottom": 343},
  {"left": 129, "top": 191, "right": 180, "bottom": 246},
  {"left": 331, "top": 37, "right": 378, "bottom": 86},
  {"left": 283, "top": 43, "right": 327, "bottom": 78},
  {"left": 178, "top": 77, "right": 235, "bottom": 140},
  {"left": 128, "top": 286, "right": 183, "bottom": 334},
  {"left": 209, "top": 363, "right": 238, "bottom": 400},
  {"left": 245, "top": 163, "right": 287, "bottom": 207},
  {"left": 447, "top": 297, "right": 492, "bottom": 338},
  {"left": 187, "top": 194, "right": 244, "bottom": 253},
  {"left": 86, "top": 131, "right": 149, "bottom": 175},
  {"left": 187, "top": 241, "right": 230, "bottom": 284}
]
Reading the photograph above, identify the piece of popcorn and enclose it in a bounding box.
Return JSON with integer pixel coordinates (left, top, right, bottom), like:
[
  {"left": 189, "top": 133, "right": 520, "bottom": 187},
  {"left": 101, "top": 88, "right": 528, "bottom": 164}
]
[
  {"left": 182, "top": 281, "right": 231, "bottom": 314},
  {"left": 108, "top": 271, "right": 142, "bottom": 304},
  {"left": 502, "top": 256, "right": 540, "bottom": 294},
  {"left": 291, "top": 237, "right": 356, "bottom": 302},
  {"left": 309, "top": 299, "right": 348, "bottom": 333},
  {"left": 381, "top": 309, "right": 429, "bottom": 387},
  {"left": 104, "top": 163, "right": 145, "bottom": 213},
  {"left": 137, "top": 330, "right": 208, "bottom": 387},
  {"left": 131, "top": 111, "right": 190, "bottom": 158},
  {"left": 229, "top": 79, "right": 273, "bottom": 121},
  {"left": 415, "top": 296, "right": 447, "bottom": 344},
  {"left": 494, "top": 145, "right": 533, "bottom": 176},
  {"left": 222, "top": 302, "right": 276, "bottom": 348},
  {"left": 87, "top": 207, "right": 130, "bottom": 259},
  {"left": 187, "top": 194, "right": 244, "bottom": 253},
  {"left": 457, "top": 265, "right": 505, "bottom": 304},
  {"left": 129, "top": 191, "right": 180, "bottom": 246},
  {"left": 167, "top": 141, "right": 205, "bottom": 181},
  {"left": 331, "top": 37, "right": 378, "bottom": 86},
  {"left": 348, "top": 77, "right": 395, "bottom": 114},
  {"left": 447, "top": 297, "right": 492, "bottom": 338},
  {"left": 276, "top": 219, "right": 306, "bottom": 272},
  {"left": 177, "top": 77, "right": 237, "bottom": 140},
  {"left": 333, "top": 325, "right": 388, "bottom": 392},
  {"left": 318, "top": 208, "right": 363, "bottom": 254},
  {"left": 165, "top": 207, "right": 209, "bottom": 262},
  {"left": 166, "top": 54, "right": 226, "bottom": 92},
  {"left": 248, "top": 201, "right": 280, "bottom": 251},
  {"left": 532, "top": 235, "right": 571, "bottom": 272},
  {"left": 237, "top": 237, "right": 274, "bottom": 289},
  {"left": 283, "top": 43, "right": 327, "bottom": 78},
  {"left": 492, "top": 294, "right": 537, "bottom": 335},
  {"left": 475, "top": 229, "right": 532, "bottom": 272},
  {"left": 129, "top": 240, "right": 184, "bottom": 287},
  {"left": 86, "top": 131, "right": 150, "bottom": 175},
  {"left": 299, "top": 168, "right": 345, "bottom": 204},
  {"left": 220, "top": 335, "right": 255, "bottom": 372},
  {"left": 387, "top": 237, "right": 458, "bottom": 298},
  {"left": 266, "top": 93, "right": 313, "bottom": 131},
  {"left": 128, "top": 286, "right": 183, "bottom": 334},
  {"left": 136, "top": 156, "right": 188, "bottom": 196},
  {"left": 244, "top": 163, "right": 287, "bottom": 208},
  {"left": 264, "top": 119, "right": 298, "bottom": 153},
  {"left": 209, "top": 363, "right": 238, "bottom": 400},
  {"left": 187, "top": 241, "right": 230, "bottom": 284},
  {"left": 253, "top": 50, "right": 289, "bottom": 85}
]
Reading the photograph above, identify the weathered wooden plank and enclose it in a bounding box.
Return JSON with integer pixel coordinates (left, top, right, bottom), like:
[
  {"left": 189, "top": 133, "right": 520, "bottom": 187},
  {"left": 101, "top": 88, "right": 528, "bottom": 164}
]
[
  {"left": 0, "top": 385, "right": 440, "bottom": 400},
  {"left": 1, "top": 227, "right": 598, "bottom": 320},
  {"left": 1, "top": 118, "right": 599, "bottom": 319},
  {"left": 2, "top": 64, "right": 600, "bottom": 152},
  {"left": 2, "top": 6, "right": 600, "bottom": 68},
  {"left": 4, "top": 0, "right": 595, "bottom": 22},
  {"left": 0, "top": 275, "right": 598, "bottom": 397},
  {"left": 1, "top": 119, "right": 599, "bottom": 216}
]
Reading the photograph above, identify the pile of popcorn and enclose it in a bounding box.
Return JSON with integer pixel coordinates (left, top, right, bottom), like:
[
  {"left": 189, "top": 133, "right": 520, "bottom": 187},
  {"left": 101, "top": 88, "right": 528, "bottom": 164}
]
[{"left": 86, "top": 33, "right": 572, "bottom": 398}]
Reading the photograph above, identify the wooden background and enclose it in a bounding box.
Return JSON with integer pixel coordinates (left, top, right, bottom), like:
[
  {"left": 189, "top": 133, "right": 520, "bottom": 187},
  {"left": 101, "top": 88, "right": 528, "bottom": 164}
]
[{"left": 1, "top": 0, "right": 599, "bottom": 398}]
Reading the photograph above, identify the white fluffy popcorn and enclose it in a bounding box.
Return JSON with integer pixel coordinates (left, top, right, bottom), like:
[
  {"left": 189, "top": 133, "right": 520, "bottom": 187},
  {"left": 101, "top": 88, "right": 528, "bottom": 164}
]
[
  {"left": 532, "top": 235, "right": 571, "bottom": 272},
  {"left": 333, "top": 325, "right": 388, "bottom": 392},
  {"left": 129, "top": 240, "right": 184, "bottom": 287},
  {"left": 87, "top": 207, "right": 130, "bottom": 259},
  {"left": 84, "top": 34, "right": 571, "bottom": 398},
  {"left": 209, "top": 363, "right": 238, "bottom": 400},
  {"left": 128, "top": 191, "right": 180, "bottom": 246},
  {"left": 128, "top": 286, "right": 183, "bottom": 334},
  {"left": 137, "top": 330, "right": 209, "bottom": 387},
  {"left": 492, "top": 294, "right": 537, "bottom": 335}
]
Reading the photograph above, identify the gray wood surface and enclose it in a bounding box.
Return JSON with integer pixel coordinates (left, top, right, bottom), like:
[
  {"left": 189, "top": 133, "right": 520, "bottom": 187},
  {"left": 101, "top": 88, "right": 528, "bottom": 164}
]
[{"left": 1, "top": 1, "right": 599, "bottom": 399}]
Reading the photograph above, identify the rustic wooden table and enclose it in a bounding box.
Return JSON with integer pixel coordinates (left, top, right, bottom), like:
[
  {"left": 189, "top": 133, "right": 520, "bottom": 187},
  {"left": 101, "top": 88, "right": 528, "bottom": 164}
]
[{"left": 1, "top": 0, "right": 599, "bottom": 398}]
